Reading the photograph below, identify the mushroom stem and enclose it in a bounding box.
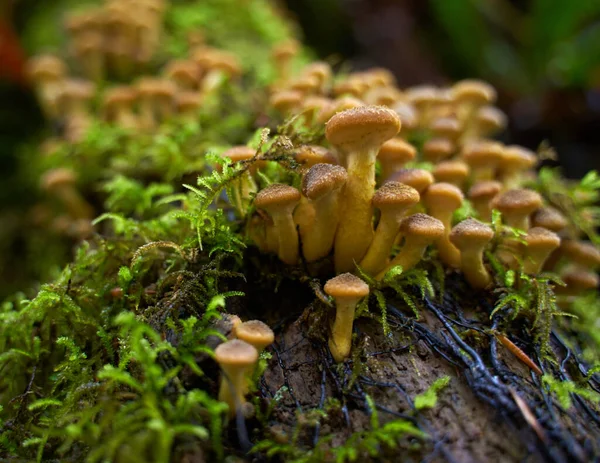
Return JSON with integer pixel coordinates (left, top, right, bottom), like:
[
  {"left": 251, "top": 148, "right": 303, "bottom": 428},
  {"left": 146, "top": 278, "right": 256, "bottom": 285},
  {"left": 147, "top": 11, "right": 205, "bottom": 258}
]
[
  {"left": 376, "top": 235, "right": 427, "bottom": 279},
  {"left": 303, "top": 193, "right": 341, "bottom": 261},
  {"left": 449, "top": 219, "right": 494, "bottom": 289},
  {"left": 462, "top": 249, "right": 491, "bottom": 288}
]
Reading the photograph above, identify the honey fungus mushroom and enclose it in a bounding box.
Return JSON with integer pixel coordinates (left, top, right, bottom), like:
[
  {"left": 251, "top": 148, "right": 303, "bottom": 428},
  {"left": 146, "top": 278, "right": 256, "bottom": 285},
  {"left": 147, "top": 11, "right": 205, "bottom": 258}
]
[
  {"left": 325, "top": 106, "right": 401, "bottom": 272},
  {"left": 324, "top": 273, "right": 370, "bottom": 362},
  {"left": 450, "top": 218, "right": 495, "bottom": 289}
]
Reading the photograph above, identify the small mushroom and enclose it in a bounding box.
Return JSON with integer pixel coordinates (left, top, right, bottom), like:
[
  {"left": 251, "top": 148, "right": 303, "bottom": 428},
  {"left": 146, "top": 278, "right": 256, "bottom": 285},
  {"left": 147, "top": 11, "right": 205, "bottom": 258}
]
[
  {"left": 270, "top": 90, "right": 303, "bottom": 117},
  {"left": 491, "top": 189, "right": 543, "bottom": 231},
  {"left": 300, "top": 164, "right": 348, "bottom": 262},
  {"left": 498, "top": 146, "right": 537, "bottom": 189},
  {"left": 41, "top": 168, "right": 94, "bottom": 220},
  {"left": 468, "top": 181, "right": 502, "bottom": 222},
  {"left": 294, "top": 145, "right": 337, "bottom": 169},
  {"left": 324, "top": 273, "right": 370, "bottom": 362},
  {"left": 530, "top": 207, "right": 568, "bottom": 233},
  {"left": 449, "top": 218, "right": 494, "bottom": 289},
  {"left": 386, "top": 168, "right": 434, "bottom": 195},
  {"left": 461, "top": 140, "right": 504, "bottom": 182},
  {"left": 359, "top": 182, "right": 420, "bottom": 275},
  {"left": 377, "top": 138, "right": 416, "bottom": 181},
  {"left": 560, "top": 240, "right": 600, "bottom": 270},
  {"left": 176, "top": 91, "right": 202, "bottom": 122},
  {"left": 422, "top": 138, "right": 455, "bottom": 164},
  {"left": 165, "top": 60, "right": 199, "bottom": 90},
  {"left": 430, "top": 116, "right": 462, "bottom": 141},
  {"left": 234, "top": 320, "right": 275, "bottom": 354},
  {"left": 215, "top": 339, "right": 259, "bottom": 416},
  {"left": 103, "top": 86, "right": 138, "bottom": 129},
  {"left": 255, "top": 184, "right": 301, "bottom": 265},
  {"left": 376, "top": 213, "right": 445, "bottom": 279},
  {"left": 221, "top": 146, "right": 260, "bottom": 216},
  {"left": 523, "top": 228, "right": 560, "bottom": 275},
  {"left": 474, "top": 105, "right": 507, "bottom": 139},
  {"left": 433, "top": 160, "right": 470, "bottom": 190},
  {"left": 326, "top": 106, "right": 401, "bottom": 272}
]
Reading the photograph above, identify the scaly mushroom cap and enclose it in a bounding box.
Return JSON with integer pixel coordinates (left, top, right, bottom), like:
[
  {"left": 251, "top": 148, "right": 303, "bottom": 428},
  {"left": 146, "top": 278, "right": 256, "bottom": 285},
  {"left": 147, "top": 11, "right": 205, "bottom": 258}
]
[
  {"left": 499, "top": 146, "right": 537, "bottom": 172},
  {"left": 423, "top": 183, "right": 464, "bottom": 212},
  {"left": 561, "top": 269, "right": 599, "bottom": 291},
  {"left": 387, "top": 168, "right": 434, "bottom": 194},
  {"left": 451, "top": 79, "right": 496, "bottom": 105},
  {"left": 377, "top": 138, "right": 416, "bottom": 164},
  {"left": 462, "top": 141, "right": 504, "bottom": 169},
  {"left": 449, "top": 218, "right": 494, "bottom": 249},
  {"left": 491, "top": 189, "right": 543, "bottom": 221},
  {"left": 468, "top": 181, "right": 503, "bottom": 203},
  {"left": 324, "top": 273, "right": 369, "bottom": 299},
  {"left": 399, "top": 213, "right": 445, "bottom": 241},
  {"left": 476, "top": 106, "right": 507, "bottom": 134},
  {"left": 234, "top": 320, "right": 275, "bottom": 352},
  {"left": 215, "top": 339, "right": 258, "bottom": 367},
  {"left": 430, "top": 116, "right": 462, "bottom": 140},
  {"left": 41, "top": 168, "right": 77, "bottom": 191},
  {"left": 302, "top": 164, "right": 348, "bottom": 200},
  {"left": 433, "top": 160, "right": 470, "bottom": 186},
  {"left": 325, "top": 106, "right": 401, "bottom": 152},
  {"left": 27, "top": 54, "right": 67, "bottom": 81},
  {"left": 561, "top": 240, "right": 600, "bottom": 269},
  {"left": 295, "top": 146, "right": 337, "bottom": 167},
  {"left": 373, "top": 182, "right": 420, "bottom": 211},
  {"left": 530, "top": 207, "right": 568, "bottom": 232},
  {"left": 255, "top": 184, "right": 301, "bottom": 211},
  {"left": 422, "top": 138, "right": 455, "bottom": 163}
]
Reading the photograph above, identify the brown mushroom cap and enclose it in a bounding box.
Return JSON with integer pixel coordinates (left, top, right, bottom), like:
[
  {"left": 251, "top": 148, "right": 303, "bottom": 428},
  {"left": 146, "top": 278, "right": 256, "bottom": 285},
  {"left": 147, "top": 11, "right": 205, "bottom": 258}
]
[
  {"left": 295, "top": 146, "right": 337, "bottom": 167},
  {"left": 176, "top": 92, "right": 202, "bottom": 111},
  {"left": 405, "top": 85, "right": 439, "bottom": 108},
  {"left": 433, "top": 160, "right": 470, "bottom": 185},
  {"left": 234, "top": 320, "right": 275, "bottom": 352},
  {"left": 104, "top": 86, "right": 137, "bottom": 107},
  {"left": 324, "top": 273, "right": 369, "bottom": 299},
  {"left": 451, "top": 79, "right": 496, "bottom": 105},
  {"left": 270, "top": 90, "right": 302, "bottom": 113},
  {"left": 526, "top": 227, "right": 561, "bottom": 252},
  {"left": 399, "top": 213, "right": 445, "bottom": 240},
  {"left": 468, "top": 181, "right": 503, "bottom": 202},
  {"left": 387, "top": 168, "right": 434, "bottom": 194},
  {"left": 430, "top": 116, "right": 462, "bottom": 140},
  {"left": 491, "top": 189, "right": 543, "bottom": 219},
  {"left": 462, "top": 141, "right": 504, "bottom": 168},
  {"left": 476, "top": 106, "right": 507, "bottom": 133},
  {"left": 499, "top": 145, "right": 537, "bottom": 172},
  {"left": 151, "top": 79, "right": 177, "bottom": 98},
  {"left": 27, "top": 54, "right": 67, "bottom": 80},
  {"left": 325, "top": 106, "right": 401, "bottom": 152},
  {"left": 561, "top": 240, "right": 600, "bottom": 269},
  {"left": 255, "top": 184, "right": 301, "bottom": 210},
  {"left": 449, "top": 218, "right": 494, "bottom": 249},
  {"left": 272, "top": 40, "right": 299, "bottom": 61},
  {"left": 422, "top": 138, "right": 455, "bottom": 163},
  {"left": 561, "top": 269, "right": 599, "bottom": 291},
  {"left": 214, "top": 339, "right": 258, "bottom": 367},
  {"left": 302, "top": 163, "right": 348, "bottom": 200},
  {"left": 41, "top": 168, "right": 77, "bottom": 191},
  {"left": 423, "top": 183, "right": 464, "bottom": 211},
  {"left": 530, "top": 207, "right": 568, "bottom": 232},
  {"left": 222, "top": 146, "right": 257, "bottom": 163},
  {"left": 165, "top": 60, "right": 199, "bottom": 83},
  {"left": 301, "top": 61, "right": 332, "bottom": 86},
  {"left": 377, "top": 138, "right": 416, "bottom": 164},
  {"left": 372, "top": 182, "right": 420, "bottom": 210},
  {"left": 289, "top": 75, "right": 321, "bottom": 94},
  {"left": 364, "top": 86, "right": 402, "bottom": 107}
]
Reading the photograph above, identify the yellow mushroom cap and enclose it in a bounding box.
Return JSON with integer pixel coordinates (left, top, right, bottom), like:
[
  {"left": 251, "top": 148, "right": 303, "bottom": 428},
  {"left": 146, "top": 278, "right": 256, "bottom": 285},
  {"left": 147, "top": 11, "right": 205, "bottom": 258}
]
[
  {"left": 561, "top": 240, "right": 600, "bottom": 269},
  {"left": 41, "top": 168, "right": 77, "bottom": 191},
  {"left": 295, "top": 145, "right": 337, "bottom": 167},
  {"left": 462, "top": 141, "right": 504, "bottom": 169},
  {"left": 364, "top": 86, "right": 402, "bottom": 107},
  {"left": 324, "top": 273, "right": 369, "bottom": 299},
  {"left": 325, "top": 106, "right": 401, "bottom": 152},
  {"left": 399, "top": 213, "right": 445, "bottom": 241},
  {"left": 151, "top": 79, "right": 177, "bottom": 98},
  {"left": 499, "top": 145, "right": 537, "bottom": 172},
  {"left": 526, "top": 227, "right": 560, "bottom": 252},
  {"left": 272, "top": 40, "right": 299, "bottom": 61},
  {"left": 530, "top": 207, "right": 568, "bottom": 232},
  {"left": 372, "top": 182, "right": 420, "bottom": 211},
  {"left": 430, "top": 116, "right": 462, "bottom": 140},
  {"left": 423, "top": 183, "right": 464, "bottom": 212},
  {"left": 422, "top": 138, "right": 455, "bottom": 163},
  {"left": 255, "top": 184, "right": 301, "bottom": 211},
  {"left": 387, "top": 168, "right": 434, "bottom": 194},
  {"left": 234, "top": 320, "right": 275, "bottom": 352},
  {"left": 377, "top": 138, "right": 416, "bottom": 165},
  {"left": 301, "top": 61, "right": 332, "bottom": 86},
  {"left": 433, "top": 160, "right": 470, "bottom": 185},
  {"left": 449, "top": 218, "right": 494, "bottom": 249},
  {"left": 476, "top": 106, "right": 507, "bottom": 133},
  {"left": 302, "top": 163, "right": 348, "bottom": 200},
  {"left": 270, "top": 90, "right": 302, "bottom": 113},
  {"left": 215, "top": 339, "right": 258, "bottom": 367},
  {"left": 451, "top": 79, "right": 497, "bottom": 105},
  {"left": 468, "top": 181, "right": 502, "bottom": 202},
  {"left": 491, "top": 189, "right": 543, "bottom": 220},
  {"left": 222, "top": 146, "right": 257, "bottom": 163},
  {"left": 405, "top": 85, "right": 439, "bottom": 108},
  {"left": 289, "top": 75, "right": 321, "bottom": 94}
]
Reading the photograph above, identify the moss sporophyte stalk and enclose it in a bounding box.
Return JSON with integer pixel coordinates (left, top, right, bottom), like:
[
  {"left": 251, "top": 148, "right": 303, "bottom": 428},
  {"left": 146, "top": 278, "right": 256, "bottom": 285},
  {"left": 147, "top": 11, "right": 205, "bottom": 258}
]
[{"left": 2, "top": 0, "right": 600, "bottom": 461}]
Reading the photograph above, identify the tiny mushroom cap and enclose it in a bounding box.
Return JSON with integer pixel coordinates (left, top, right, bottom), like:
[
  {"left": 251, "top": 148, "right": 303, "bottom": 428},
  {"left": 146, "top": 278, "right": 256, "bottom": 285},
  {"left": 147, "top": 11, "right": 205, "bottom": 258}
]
[
  {"left": 449, "top": 218, "right": 495, "bottom": 288},
  {"left": 377, "top": 138, "right": 416, "bottom": 179},
  {"left": 560, "top": 240, "right": 600, "bottom": 269},
  {"left": 301, "top": 61, "right": 332, "bottom": 87},
  {"left": 461, "top": 141, "right": 504, "bottom": 179},
  {"left": 104, "top": 86, "right": 137, "bottom": 106},
  {"left": 373, "top": 181, "right": 420, "bottom": 211},
  {"left": 422, "top": 138, "right": 455, "bottom": 163},
  {"left": 405, "top": 85, "right": 439, "bottom": 108},
  {"left": 363, "top": 86, "right": 402, "bottom": 107},
  {"left": 325, "top": 105, "right": 401, "bottom": 153},
  {"left": 317, "top": 95, "right": 364, "bottom": 123},
  {"left": 523, "top": 227, "right": 561, "bottom": 274},
  {"left": 468, "top": 180, "right": 503, "bottom": 221},
  {"left": 41, "top": 168, "right": 77, "bottom": 191},
  {"left": 451, "top": 79, "right": 497, "bottom": 106},
  {"left": 476, "top": 106, "right": 507, "bottom": 135},
  {"left": 433, "top": 160, "right": 470, "bottom": 188},
  {"left": 27, "top": 54, "right": 67, "bottom": 81},
  {"left": 302, "top": 163, "right": 348, "bottom": 200},
  {"left": 165, "top": 60, "right": 199, "bottom": 87},
  {"left": 530, "top": 207, "right": 568, "bottom": 232},
  {"left": 234, "top": 320, "right": 275, "bottom": 353},
  {"left": 288, "top": 75, "right": 321, "bottom": 94},
  {"left": 430, "top": 116, "right": 462, "bottom": 141},
  {"left": 399, "top": 213, "right": 445, "bottom": 240},
  {"left": 272, "top": 39, "right": 299, "bottom": 62},
  {"left": 324, "top": 272, "right": 370, "bottom": 300},
  {"left": 295, "top": 145, "right": 337, "bottom": 168},
  {"left": 561, "top": 269, "right": 600, "bottom": 292},
  {"left": 176, "top": 91, "right": 202, "bottom": 112},
  {"left": 392, "top": 101, "right": 418, "bottom": 131},
  {"left": 270, "top": 90, "right": 302, "bottom": 114},
  {"left": 387, "top": 168, "right": 434, "bottom": 194},
  {"left": 491, "top": 189, "right": 543, "bottom": 230},
  {"left": 222, "top": 145, "right": 257, "bottom": 163},
  {"left": 499, "top": 145, "right": 537, "bottom": 174},
  {"left": 255, "top": 184, "right": 301, "bottom": 211},
  {"left": 215, "top": 339, "right": 259, "bottom": 367}
]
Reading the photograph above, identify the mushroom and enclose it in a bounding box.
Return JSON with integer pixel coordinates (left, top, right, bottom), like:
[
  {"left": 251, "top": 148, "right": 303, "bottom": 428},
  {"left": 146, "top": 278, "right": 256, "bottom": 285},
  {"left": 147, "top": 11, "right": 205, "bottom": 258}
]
[
  {"left": 377, "top": 138, "right": 416, "bottom": 181},
  {"left": 221, "top": 146, "right": 261, "bottom": 216},
  {"left": 325, "top": 106, "right": 401, "bottom": 272},
  {"left": 474, "top": 106, "right": 507, "bottom": 139},
  {"left": 294, "top": 145, "right": 337, "bottom": 169},
  {"left": 359, "top": 182, "right": 420, "bottom": 275},
  {"left": 255, "top": 184, "right": 301, "bottom": 265},
  {"left": 363, "top": 86, "right": 402, "bottom": 107},
  {"left": 461, "top": 140, "right": 504, "bottom": 182},
  {"left": 288, "top": 74, "right": 321, "bottom": 95},
  {"left": 165, "top": 60, "right": 199, "bottom": 90},
  {"left": 26, "top": 54, "right": 67, "bottom": 118},
  {"left": 430, "top": 116, "right": 462, "bottom": 142},
  {"left": 560, "top": 240, "right": 600, "bottom": 270},
  {"left": 433, "top": 160, "right": 470, "bottom": 190},
  {"left": 234, "top": 320, "right": 275, "bottom": 354},
  {"left": 58, "top": 79, "right": 95, "bottom": 142},
  {"left": 300, "top": 164, "right": 348, "bottom": 262},
  {"left": 449, "top": 218, "right": 495, "bottom": 289},
  {"left": 530, "top": 207, "right": 568, "bottom": 233},
  {"left": 200, "top": 52, "right": 241, "bottom": 95},
  {"left": 559, "top": 269, "right": 600, "bottom": 294},
  {"left": 271, "top": 40, "right": 299, "bottom": 84},
  {"left": 376, "top": 213, "right": 445, "bottom": 279},
  {"left": 324, "top": 273, "right": 370, "bottom": 362},
  {"left": 491, "top": 189, "right": 543, "bottom": 231},
  {"left": 176, "top": 91, "right": 202, "bottom": 122},
  {"left": 41, "top": 168, "right": 94, "bottom": 220},
  {"left": 72, "top": 31, "right": 105, "bottom": 82},
  {"left": 423, "top": 183, "right": 464, "bottom": 268},
  {"left": 300, "top": 61, "right": 332, "bottom": 93},
  {"left": 468, "top": 181, "right": 502, "bottom": 222},
  {"left": 523, "top": 228, "right": 561, "bottom": 274},
  {"left": 150, "top": 79, "right": 177, "bottom": 122},
  {"left": 451, "top": 79, "right": 496, "bottom": 135},
  {"left": 405, "top": 85, "right": 439, "bottom": 127},
  {"left": 215, "top": 339, "right": 258, "bottom": 416},
  {"left": 422, "top": 138, "right": 455, "bottom": 164},
  {"left": 316, "top": 95, "right": 364, "bottom": 124},
  {"left": 498, "top": 146, "right": 537, "bottom": 190},
  {"left": 103, "top": 86, "right": 138, "bottom": 129},
  {"left": 386, "top": 168, "right": 434, "bottom": 195},
  {"left": 270, "top": 90, "right": 302, "bottom": 117},
  {"left": 136, "top": 77, "right": 160, "bottom": 130}
]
